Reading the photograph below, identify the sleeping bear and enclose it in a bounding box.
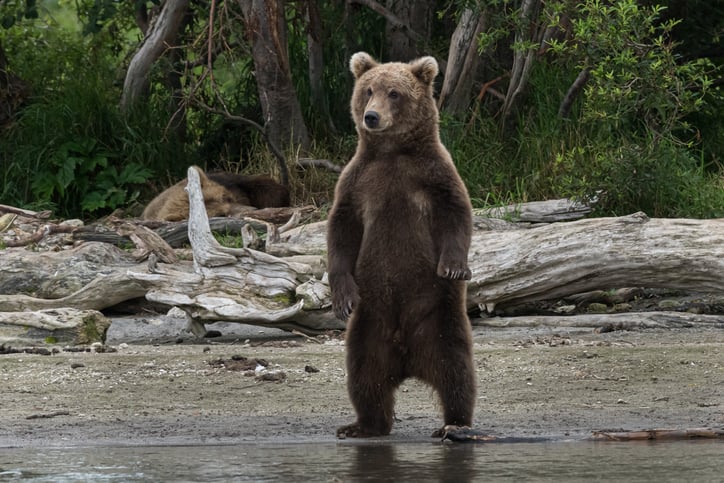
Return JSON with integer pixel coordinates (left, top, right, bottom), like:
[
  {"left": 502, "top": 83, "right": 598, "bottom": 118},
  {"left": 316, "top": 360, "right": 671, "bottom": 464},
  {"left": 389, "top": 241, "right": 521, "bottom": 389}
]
[{"left": 142, "top": 166, "right": 289, "bottom": 221}]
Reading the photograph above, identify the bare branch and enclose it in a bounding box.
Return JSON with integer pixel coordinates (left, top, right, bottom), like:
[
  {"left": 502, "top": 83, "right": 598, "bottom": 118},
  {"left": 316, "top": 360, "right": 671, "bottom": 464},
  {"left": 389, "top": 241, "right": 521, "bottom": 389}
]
[
  {"left": 192, "top": 100, "right": 290, "bottom": 187},
  {"left": 349, "top": 0, "right": 424, "bottom": 44},
  {"left": 559, "top": 67, "right": 590, "bottom": 118}
]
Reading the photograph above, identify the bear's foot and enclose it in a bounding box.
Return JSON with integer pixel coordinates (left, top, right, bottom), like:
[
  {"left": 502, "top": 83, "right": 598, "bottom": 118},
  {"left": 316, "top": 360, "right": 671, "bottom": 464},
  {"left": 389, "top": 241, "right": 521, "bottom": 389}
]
[
  {"left": 433, "top": 425, "right": 498, "bottom": 443},
  {"left": 336, "top": 422, "right": 389, "bottom": 439}
]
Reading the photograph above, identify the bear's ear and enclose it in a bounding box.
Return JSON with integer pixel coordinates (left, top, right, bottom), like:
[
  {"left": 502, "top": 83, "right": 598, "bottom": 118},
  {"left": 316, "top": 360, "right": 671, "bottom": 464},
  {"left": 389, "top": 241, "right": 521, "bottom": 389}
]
[
  {"left": 350, "top": 52, "right": 378, "bottom": 79},
  {"left": 409, "top": 56, "right": 439, "bottom": 85}
]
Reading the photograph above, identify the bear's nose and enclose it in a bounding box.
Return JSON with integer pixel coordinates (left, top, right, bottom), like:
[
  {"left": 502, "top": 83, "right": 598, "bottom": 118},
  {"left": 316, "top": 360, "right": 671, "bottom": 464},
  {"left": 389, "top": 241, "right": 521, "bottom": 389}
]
[{"left": 364, "top": 111, "right": 380, "bottom": 128}]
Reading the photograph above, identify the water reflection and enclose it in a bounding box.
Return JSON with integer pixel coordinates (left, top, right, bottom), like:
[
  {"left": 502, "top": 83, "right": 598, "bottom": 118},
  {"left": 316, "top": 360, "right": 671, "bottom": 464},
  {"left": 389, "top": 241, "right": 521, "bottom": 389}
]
[
  {"left": 347, "top": 443, "right": 478, "bottom": 482},
  {"left": 0, "top": 440, "right": 721, "bottom": 482}
]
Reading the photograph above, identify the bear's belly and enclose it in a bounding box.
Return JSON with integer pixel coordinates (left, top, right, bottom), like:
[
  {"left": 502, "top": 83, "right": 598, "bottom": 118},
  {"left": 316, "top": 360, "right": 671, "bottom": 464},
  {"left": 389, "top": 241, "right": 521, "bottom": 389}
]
[{"left": 355, "top": 224, "right": 441, "bottom": 305}]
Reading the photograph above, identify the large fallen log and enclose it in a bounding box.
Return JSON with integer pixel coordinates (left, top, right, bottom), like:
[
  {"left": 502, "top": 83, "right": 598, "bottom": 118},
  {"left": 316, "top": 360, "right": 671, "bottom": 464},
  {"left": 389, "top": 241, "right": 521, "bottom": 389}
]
[
  {"left": 467, "top": 212, "right": 724, "bottom": 312},
  {"left": 265, "top": 211, "right": 724, "bottom": 313}
]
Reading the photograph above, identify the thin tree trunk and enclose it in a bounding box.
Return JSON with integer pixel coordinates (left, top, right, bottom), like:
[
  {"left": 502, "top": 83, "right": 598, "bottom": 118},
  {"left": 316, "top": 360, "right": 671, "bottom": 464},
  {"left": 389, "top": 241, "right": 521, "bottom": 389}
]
[
  {"left": 558, "top": 67, "right": 590, "bottom": 118},
  {"left": 350, "top": 0, "right": 425, "bottom": 50},
  {"left": 501, "top": 0, "right": 542, "bottom": 123},
  {"left": 439, "top": 7, "right": 486, "bottom": 115},
  {"left": 383, "top": 0, "right": 429, "bottom": 61},
  {"left": 121, "top": 0, "right": 190, "bottom": 112},
  {"left": 238, "top": 0, "right": 310, "bottom": 151},
  {"left": 305, "top": 0, "right": 336, "bottom": 133}
]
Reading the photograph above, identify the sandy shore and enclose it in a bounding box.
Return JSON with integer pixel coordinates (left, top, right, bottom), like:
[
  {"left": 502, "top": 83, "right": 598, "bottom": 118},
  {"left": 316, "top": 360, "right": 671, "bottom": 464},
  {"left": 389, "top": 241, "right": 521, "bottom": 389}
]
[{"left": 1, "top": 320, "right": 722, "bottom": 448}]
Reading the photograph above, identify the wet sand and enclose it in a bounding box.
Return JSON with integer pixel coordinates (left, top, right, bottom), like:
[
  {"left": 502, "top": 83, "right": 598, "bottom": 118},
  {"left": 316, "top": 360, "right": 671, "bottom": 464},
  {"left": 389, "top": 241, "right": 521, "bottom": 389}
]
[{"left": 1, "top": 320, "right": 722, "bottom": 448}]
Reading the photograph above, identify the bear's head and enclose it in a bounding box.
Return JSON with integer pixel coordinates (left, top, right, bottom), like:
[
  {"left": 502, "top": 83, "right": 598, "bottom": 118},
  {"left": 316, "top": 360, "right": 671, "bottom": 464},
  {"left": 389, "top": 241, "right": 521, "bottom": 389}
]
[{"left": 349, "top": 52, "right": 439, "bottom": 143}]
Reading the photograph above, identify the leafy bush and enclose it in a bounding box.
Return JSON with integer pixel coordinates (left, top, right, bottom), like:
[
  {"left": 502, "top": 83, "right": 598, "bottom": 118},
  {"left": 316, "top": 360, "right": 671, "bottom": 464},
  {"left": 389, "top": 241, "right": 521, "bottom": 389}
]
[
  {"left": 0, "top": 20, "right": 186, "bottom": 217},
  {"left": 1, "top": 0, "right": 722, "bottom": 220},
  {"left": 448, "top": 0, "right": 723, "bottom": 217}
]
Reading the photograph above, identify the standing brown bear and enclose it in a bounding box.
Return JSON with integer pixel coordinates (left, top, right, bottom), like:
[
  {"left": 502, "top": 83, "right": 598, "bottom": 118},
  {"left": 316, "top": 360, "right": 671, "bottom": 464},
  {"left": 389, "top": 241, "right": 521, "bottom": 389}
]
[{"left": 327, "top": 52, "right": 476, "bottom": 438}]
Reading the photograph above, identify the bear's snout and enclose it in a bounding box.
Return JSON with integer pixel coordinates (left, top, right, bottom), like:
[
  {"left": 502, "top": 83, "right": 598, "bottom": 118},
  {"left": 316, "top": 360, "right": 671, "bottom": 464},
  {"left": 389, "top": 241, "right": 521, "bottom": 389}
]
[{"left": 364, "top": 110, "right": 380, "bottom": 129}]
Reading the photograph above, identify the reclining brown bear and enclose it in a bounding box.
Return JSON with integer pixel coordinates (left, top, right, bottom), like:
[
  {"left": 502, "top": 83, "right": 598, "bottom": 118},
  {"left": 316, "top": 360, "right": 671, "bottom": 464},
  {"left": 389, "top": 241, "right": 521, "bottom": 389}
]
[{"left": 142, "top": 166, "right": 289, "bottom": 221}]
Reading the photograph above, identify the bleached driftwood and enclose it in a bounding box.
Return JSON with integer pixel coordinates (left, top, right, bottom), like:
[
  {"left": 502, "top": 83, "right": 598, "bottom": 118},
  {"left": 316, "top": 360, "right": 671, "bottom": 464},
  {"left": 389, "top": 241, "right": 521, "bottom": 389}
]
[
  {"left": 1, "top": 181, "right": 722, "bottom": 339},
  {"left": 0, "top": 242, "right": 148, "bottom": 311},
  {"left": 0, "top": 308, "right": 111, "bottom": 345},
  {"left": 474, "top": 312, "right": 724, "bottom": 329},
  {"left": 473, "top": 197, "right": 594, "bottom": 223},
  {"left": 467, "top": 212, "right": 724, "bottom": 312},
  {"left": 126, "top": 166, "right": 342, "bottom": 335}
]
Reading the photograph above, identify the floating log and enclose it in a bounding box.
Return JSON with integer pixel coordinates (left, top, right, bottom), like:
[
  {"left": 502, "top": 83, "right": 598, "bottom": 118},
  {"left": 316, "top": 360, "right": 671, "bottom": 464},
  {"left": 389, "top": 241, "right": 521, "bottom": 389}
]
[{"left": 589, "top": 428, "right": 724, "bottom": 441}]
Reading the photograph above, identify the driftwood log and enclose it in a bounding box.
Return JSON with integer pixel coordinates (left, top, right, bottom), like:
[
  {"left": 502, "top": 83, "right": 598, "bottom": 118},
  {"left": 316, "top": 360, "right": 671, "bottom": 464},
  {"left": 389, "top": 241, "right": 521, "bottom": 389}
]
[
  {"left": 467, "top": 212, "right": 724, "bottom": 312},
  {"left": 472, "top": 197, "right": 594, "bottom": 223},
  {"left": 125, "top": 166, "right": 340, "bottom": 336},
  {"left": 0, "top": 308, "right": 112, "bottom": 345},
  {"left": 1, "top": 166, "right": 723, "bottom": 340}
]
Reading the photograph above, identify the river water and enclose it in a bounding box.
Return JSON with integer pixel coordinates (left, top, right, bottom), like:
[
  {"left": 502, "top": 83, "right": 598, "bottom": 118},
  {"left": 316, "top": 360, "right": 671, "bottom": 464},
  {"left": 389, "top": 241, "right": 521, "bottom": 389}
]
[{"left": 1, "top": 440, "right": 722, "bottom": 482}]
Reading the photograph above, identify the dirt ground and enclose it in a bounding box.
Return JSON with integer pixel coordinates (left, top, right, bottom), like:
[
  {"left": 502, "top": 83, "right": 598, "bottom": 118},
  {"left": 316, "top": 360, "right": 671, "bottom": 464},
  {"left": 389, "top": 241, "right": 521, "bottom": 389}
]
[{"left": 1, "top": 319, "right": 722, "bottom": 449}]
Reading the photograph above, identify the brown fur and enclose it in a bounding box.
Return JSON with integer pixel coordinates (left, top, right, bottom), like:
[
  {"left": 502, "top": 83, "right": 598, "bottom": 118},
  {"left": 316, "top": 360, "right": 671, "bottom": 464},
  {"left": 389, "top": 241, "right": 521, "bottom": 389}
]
[
  {"left": 327, "top": 52, "right": 476, "bottom": 438},
  {"left": 141, "top": 166, "right": 289, "bottom": 221}
]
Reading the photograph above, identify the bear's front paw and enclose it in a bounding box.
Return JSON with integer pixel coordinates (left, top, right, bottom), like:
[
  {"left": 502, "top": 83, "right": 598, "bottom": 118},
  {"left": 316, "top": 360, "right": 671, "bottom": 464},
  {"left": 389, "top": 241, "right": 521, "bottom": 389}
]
[
  {"left": 436, "top": 260, "right": 472, "bottom": 280},
  {"left": 330, "top": 274, "right": 360, "bottom": 321}
]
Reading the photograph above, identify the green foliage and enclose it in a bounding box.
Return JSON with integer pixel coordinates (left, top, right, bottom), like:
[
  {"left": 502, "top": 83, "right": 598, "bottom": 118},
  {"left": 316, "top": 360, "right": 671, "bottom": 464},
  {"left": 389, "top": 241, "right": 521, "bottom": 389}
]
[
  {"left": 1, "top": 0, "right": 38, "bottom": 28},
  {"left": 549, "top": 0, "right": 722, "bottom": 216},
  {"left": 1, "top": 0, "right": 722, "bottom": 220},
  {"left": 551, "top": 139, "right": 724, "bottom": 218},
  {"left": 452, "top": 0, "right": 723, "bottom": 218},
  {"left": 0, "top": 7, "right": 188, "bottom": 217},
  {"left": 564, "top": 1, "right": 715, "bottom": 144},
  {"left": 30, "top": 138, "right": 151, "bottom": 213}
]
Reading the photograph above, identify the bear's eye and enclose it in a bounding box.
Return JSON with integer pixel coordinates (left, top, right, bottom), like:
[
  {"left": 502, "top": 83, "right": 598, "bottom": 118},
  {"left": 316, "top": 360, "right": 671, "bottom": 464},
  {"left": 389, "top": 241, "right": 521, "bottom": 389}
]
[
  {"left": 366, "top": 87, "right": 372, "bottom": 97},
  {"left": 389, "top": 90, "right": 399, "bottom": 99}
]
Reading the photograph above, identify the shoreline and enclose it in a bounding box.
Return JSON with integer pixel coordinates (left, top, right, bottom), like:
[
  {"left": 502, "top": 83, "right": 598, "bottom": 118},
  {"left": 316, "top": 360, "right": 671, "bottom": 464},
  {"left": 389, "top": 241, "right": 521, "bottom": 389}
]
[{"left": 1, "top": 321, "right": 722, "bottom": 448}]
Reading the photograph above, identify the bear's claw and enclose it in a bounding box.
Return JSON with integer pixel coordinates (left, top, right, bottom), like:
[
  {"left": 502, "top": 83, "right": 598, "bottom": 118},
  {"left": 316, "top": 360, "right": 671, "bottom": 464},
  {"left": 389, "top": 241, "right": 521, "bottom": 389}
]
[
  {"left": 437, "top": 265, "right": 472, "bottom": 280},
  {"left": 336, "top": 423, "right": 387, "bottom": 439}
]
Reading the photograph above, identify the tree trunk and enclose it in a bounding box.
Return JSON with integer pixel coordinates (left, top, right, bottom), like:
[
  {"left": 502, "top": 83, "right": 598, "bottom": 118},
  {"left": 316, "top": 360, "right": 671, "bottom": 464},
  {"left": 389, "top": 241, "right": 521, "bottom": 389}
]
[
  {"left": 120, "top": 0, "right": 190, "bottom": 112},
  {"left": 0, "top": 40, "right": 28, "bottom": 129},
  {"left": 439, "top": 7, "right": 486, "bottom": 115},
  {"left": 384, "top": 0, "right": 429, "bottom": 61},
  {"left": 349, "top": 0, "right": 426, "bottom": 59},
  {"left": 500, "top": 0, "right": 542, "bottom": 124},
  {"left": 238, "top": 0, "right": 310, "bottom": 151},
  {"left": 305, "top": 0, "right": 335, "bottom": 133}
]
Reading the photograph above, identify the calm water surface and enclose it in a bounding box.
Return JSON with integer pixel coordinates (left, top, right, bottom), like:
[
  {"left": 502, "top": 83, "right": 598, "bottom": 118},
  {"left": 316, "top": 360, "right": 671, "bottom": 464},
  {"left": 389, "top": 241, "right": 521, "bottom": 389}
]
[{"left": 1, "top": 440, "right": 722, "bottom": 482}]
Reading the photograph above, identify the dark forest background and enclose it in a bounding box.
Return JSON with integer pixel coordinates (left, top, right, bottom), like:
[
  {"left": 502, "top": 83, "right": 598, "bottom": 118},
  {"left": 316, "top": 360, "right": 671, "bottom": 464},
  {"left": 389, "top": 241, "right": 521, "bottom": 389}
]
[{"left": 1, "top": 0, "right": 722, "bottom": 219}]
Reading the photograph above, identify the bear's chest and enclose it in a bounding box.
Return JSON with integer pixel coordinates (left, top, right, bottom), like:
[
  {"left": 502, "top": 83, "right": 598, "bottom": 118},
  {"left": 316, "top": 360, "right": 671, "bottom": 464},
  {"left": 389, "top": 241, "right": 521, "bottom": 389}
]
[{"left": 356, "top": 166, "right": 431, "bottom": 226}]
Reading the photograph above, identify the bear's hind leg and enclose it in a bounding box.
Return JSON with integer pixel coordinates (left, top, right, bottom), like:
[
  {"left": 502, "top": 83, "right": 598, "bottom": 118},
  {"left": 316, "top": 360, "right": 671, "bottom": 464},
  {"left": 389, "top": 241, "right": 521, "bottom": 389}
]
[
  {"left": 422, "top": 324, "right": 476, "bottom": 436},
  {"left": 337, "top": 324, "right": 400, "bottom": 438},
  {"left": 437, "top": 352, "right": 475, "bottom": 427},
  {"left": 336, "top": 378, "right": 397, "bottom": 438}
]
